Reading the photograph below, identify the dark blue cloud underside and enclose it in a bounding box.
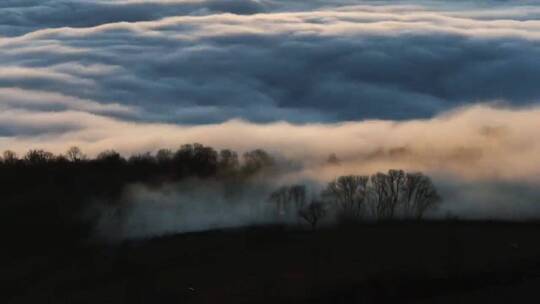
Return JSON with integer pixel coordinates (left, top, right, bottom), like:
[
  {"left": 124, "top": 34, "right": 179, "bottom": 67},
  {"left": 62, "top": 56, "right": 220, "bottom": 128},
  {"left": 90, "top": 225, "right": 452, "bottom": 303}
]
[{"left": 1, "top": 0, "right": 540, "bottom": 124}]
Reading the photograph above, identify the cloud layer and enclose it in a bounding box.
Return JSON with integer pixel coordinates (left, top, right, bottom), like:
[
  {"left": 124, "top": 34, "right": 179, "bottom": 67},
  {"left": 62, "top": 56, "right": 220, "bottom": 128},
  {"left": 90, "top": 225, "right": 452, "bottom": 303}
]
[{"left": 2, "top": 0, "right": 540, "bottom": 125}]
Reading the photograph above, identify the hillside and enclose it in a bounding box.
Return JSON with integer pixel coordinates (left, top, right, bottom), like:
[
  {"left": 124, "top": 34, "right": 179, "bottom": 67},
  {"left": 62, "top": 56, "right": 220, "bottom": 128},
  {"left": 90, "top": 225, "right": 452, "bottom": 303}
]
[{"left": 5, "top": 221, "right": 540, "bottom": 303}]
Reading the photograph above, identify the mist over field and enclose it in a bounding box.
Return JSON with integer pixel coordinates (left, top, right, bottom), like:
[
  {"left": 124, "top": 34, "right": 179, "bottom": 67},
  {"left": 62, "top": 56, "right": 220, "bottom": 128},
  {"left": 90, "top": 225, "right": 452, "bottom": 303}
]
[
  {"left": 93, "top": 178, "right": 540, "bottom": 239},
  {"left": 90, "top": 144, "right": 540, "bottom": 239}
]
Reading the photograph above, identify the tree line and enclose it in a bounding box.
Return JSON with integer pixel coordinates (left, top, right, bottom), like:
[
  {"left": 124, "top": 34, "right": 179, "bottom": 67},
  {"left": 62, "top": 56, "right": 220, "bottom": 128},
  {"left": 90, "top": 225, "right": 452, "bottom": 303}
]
[
  {"left": 1, "top": 144, "right": 441, "bottom": 258},
  {"left": 269, "top": 170, "right": 441, "bottom": 228},
  {"left": 0, "top": 144, "right": 278, "bottom": 200},
  {"left": 0, "top": 144, "right": 276, "bottom": 257}
]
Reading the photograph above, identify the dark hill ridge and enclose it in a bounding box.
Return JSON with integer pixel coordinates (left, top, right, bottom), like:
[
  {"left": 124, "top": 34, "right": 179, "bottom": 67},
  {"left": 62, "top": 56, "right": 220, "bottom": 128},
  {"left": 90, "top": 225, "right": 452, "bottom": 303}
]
[{"left": 5, "top": 221, "right": 540, "bottom": 303}]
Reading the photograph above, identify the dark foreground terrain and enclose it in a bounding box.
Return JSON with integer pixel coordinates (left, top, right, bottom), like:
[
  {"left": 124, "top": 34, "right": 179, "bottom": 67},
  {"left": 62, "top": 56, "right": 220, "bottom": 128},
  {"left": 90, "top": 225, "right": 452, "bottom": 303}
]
[{"left": 5, "top": 221, "right": 540, "bottom": 303}]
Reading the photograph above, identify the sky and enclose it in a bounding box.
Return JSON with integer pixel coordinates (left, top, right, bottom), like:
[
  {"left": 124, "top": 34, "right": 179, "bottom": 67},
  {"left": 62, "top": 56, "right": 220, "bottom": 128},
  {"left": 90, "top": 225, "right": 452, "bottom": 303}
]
[{"left": 1, "top": 1, "right": 540, "bottom": 183}]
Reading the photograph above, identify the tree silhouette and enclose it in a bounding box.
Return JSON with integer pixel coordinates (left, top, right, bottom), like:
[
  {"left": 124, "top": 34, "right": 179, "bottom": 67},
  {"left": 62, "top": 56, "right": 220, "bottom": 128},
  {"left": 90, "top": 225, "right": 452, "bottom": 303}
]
[
  {"left": 65, "top": 146, "right": 86, "bottom": 162},
  {"left": 403, "top": 173, "right": 424, "bottom": 218},
  {"left": 97, "top": 149, "right": 125, "bottom": 165},
  {"left": 268, "top": 184, "right": 307, "bottom": 218},
  {"left": 218, "top": 149, "right": 240, "bottom": 173},
  {"left": 298, "top": 200, "right": 326, "bottom": 229},
  {"left": 368, "top": 170, "right": 440, "bottom": 220},
  {"left": 408, "top": 173, "right": 441, "bottom": 219},
  {"left": 323, "top": 175, "right": 368, "bottom": 219},
  {"left": 156, "top": 148, "right": 173, "bottom": 164},
  {"left": 368, "top": 170, "right": 407, "bottom": 220},
  {"left": 242, "top": 149, "right": 274, "bottom": 175},
  {"left": 24, "top": 149, "right": 55, "bottom": 165},
  {"left": 2, "top": 150, "right": 18, "bottom": 164},
  {"left": 269, "top": 186, "right": 290, "bottom": 216},
  {"left": 129, "top": 152, "right": 155, "bottom": 165},
  {"left": 172, "top": 143, "right": 218, "bottom": 177}
]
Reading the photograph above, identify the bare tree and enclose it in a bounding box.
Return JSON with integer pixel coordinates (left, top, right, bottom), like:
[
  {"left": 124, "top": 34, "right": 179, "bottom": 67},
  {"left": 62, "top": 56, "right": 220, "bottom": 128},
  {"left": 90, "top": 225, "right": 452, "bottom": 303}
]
[
  {"left": 242, "top": 149, "right": 274, "bottom": 174},
  {"left": 24, "top": 149, "right": 55, "bottom": 165},
  {"left": 323, "top": 175, "right": 369, "bottom": 218},
  {"left": 410, "top": 174, "right": 441, "bottom": 219},
  {"left": 288, "top": 185, "right": 307, "bottom": 210},
  {"left": 369, "top": 172, "right": 390, "bottom": 219},
  {"left": 129, "top": 152, "right": 155, "bottom": 164},
  {"left": 3, "top": 150, "right": 18, "bottom": 164},
  {"left": 402, "top": 173, "right": 424, "bottom": 218},
  {"left": 386, "top": 169, "right": 406, "bottom": 218},
  {"left": 269, "top": 186, "right": 289, "bottom": 216},
  {"left": 298, "top": 200, "right": 326, "bottom": 229},
  {"left": 268, "top": 184, "right": 307, "bottom": 217},
  {"left": 65, "top": 146, "right": 86, "bottom": 162},
  {"left": 96, "top": 150, "right": 125, "bottom": 164},
  {"left": 368, "top": 170, "right": 406, "bottom": 220},
  {"left": 370, "top": 170, "right": 441, "bottom": 220},
  {"left": 218, "top": 149, "right": 240, "bottom": 172},
  {"left": 156, "top": 149, "right": 173, "bottom": 163}
]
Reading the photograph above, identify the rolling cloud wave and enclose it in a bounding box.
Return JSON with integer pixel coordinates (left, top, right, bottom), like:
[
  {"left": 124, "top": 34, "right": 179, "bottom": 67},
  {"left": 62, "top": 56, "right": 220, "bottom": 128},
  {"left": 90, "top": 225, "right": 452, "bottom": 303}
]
[{"left": 2, "top": 1, "right": 540, "bottom": 126}]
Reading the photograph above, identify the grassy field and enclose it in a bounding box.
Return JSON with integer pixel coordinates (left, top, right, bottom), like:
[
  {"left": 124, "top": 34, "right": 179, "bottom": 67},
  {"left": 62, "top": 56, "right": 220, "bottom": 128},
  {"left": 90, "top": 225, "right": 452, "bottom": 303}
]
[{"left": 5, "top": 221, "right": 540, "bottom": 303}]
